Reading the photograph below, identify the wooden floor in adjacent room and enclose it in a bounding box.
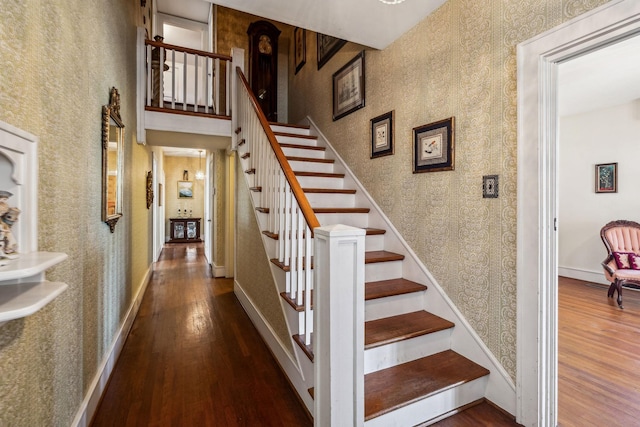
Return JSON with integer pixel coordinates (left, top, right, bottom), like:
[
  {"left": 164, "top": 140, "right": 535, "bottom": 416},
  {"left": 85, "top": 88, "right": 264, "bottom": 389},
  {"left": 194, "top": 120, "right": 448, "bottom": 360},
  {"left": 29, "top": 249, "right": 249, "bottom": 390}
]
[
  {"left": 558, "top": 276, "right": 640, "bottom": 427},
  {"left": 90, "top": 243, "right": 312, "bottom": 427}
]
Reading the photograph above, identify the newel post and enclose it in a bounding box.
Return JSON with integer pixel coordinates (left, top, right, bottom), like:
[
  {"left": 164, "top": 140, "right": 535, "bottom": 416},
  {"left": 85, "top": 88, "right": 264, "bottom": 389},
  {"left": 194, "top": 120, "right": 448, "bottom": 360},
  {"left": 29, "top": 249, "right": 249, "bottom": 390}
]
[
  {"left": 230, "top": 47, "right": 244, "bottom": 151},
  {"left": 314, "top": 224, "right": 365, "bottom": 427}
]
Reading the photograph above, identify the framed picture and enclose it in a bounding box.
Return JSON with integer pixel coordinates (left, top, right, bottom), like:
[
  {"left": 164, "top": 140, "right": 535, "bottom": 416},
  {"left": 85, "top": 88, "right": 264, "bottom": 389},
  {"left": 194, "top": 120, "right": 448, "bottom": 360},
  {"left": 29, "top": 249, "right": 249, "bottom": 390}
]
[
  {"left": 294, "top": 27, "right": 306, "bottom": 74},
  {"left": 177, "top": 180, "right": 193, "bottom": 198},
  {"left": 333, "top": 51, "right": 365, "bottom": 121},
  {"left": 317, "top": 33, "right": 346, "bottom": 70},
  {"left": 158, "top": 183, "right": 163, "bottom": 206},
  {"left": 595, "top": 162, "right": 617, "bottom": 193},
  {"left": 370, "top": 111, "right": 394, "bottom": 158},
  {"left": 413, "top": 117, "right": 455, "bottom": 173}
]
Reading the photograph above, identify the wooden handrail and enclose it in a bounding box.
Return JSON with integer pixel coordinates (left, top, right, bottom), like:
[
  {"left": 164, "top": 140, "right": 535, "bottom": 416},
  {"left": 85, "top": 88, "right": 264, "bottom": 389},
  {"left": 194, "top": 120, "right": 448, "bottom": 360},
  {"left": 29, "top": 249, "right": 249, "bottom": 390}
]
[
  {"left": 235, "top": 66, "right": 320, "bottom": 232},
  {"left": 145, "top": 39, "right": 232, "bottom": 62}
]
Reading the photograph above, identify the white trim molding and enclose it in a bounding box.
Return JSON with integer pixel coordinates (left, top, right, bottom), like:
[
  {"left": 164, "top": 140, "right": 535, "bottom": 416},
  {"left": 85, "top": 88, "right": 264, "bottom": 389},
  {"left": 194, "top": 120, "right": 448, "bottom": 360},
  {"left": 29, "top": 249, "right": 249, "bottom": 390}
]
[{"left": 516, "top": 1, "right": 640, "bottom": 425}]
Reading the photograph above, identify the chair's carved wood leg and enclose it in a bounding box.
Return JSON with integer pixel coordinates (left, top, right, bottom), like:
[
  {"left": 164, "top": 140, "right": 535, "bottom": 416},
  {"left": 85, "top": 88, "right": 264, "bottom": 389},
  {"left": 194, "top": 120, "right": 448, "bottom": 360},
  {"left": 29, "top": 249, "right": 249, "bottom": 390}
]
[
  {"left": 608, "top": 282, "right": 616, "bottom": 298},
  {"left": 616, "top": 280, "right": 623, "bottom": 309}
]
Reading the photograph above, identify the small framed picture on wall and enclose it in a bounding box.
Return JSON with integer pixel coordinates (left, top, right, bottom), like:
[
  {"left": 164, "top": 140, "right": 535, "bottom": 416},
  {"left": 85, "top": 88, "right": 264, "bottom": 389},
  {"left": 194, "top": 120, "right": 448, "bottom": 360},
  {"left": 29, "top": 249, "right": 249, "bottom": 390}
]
[{"left": 595, "top": 162, "right": 617, "bottom": 193}]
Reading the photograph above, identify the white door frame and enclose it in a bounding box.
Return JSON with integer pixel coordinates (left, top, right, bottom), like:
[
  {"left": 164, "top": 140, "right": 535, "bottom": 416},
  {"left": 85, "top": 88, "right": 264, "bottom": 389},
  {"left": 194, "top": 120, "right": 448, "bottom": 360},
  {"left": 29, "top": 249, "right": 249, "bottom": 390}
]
[{"left": 516, "top": 1, "right": 640, "bottom": 425}]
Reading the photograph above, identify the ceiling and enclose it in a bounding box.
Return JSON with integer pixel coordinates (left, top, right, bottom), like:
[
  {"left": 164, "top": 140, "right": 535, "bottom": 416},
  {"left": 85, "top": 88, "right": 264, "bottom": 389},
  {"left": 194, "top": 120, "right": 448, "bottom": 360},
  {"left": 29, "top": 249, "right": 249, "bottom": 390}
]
[
  {"left": 558, "top": 34, "right": 640, "bottom": 117},
  {"left": 158, "top": 0, "right": 447, "bottom": 50}
]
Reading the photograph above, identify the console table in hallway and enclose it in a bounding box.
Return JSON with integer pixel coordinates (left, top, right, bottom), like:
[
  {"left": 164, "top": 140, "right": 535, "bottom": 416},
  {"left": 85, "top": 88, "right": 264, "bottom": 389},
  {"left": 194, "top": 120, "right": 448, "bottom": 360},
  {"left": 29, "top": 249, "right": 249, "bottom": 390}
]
[{"left": 168, "top": 217, "right": 201, "bottom": 243}]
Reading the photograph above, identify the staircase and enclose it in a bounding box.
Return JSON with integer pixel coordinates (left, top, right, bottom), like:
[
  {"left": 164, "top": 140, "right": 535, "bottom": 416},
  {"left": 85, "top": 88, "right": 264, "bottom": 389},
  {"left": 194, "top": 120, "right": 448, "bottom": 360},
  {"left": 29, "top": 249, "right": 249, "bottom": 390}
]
[{"left": 239, "top": 121, "right": 492, "bottom": 426}]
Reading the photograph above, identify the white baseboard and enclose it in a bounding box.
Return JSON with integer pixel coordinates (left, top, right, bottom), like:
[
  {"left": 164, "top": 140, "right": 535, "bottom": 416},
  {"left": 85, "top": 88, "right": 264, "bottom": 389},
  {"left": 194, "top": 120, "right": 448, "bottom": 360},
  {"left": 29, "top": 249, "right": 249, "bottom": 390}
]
[
  {"left": 71, "top": 266, "right": 153, "bottom": 427},
  {"left": 558, "top": 266, "right": 609, "bottom": 285},
  {"left": 233, "top": 280, "right": 313, "bottom": 413},
  {"left": 212, "top": 262, "right": 226, "bottom": 278}
]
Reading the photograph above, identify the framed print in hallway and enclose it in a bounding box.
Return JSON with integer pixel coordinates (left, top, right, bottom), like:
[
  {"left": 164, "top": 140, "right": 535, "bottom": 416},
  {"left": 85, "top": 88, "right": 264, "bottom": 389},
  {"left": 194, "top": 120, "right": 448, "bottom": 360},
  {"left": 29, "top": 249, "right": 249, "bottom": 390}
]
[
  {"left": 317, "top": 33, "right": 346, "bottom": 70},
  {"left": 332, "top": 51, "right": 365, "bottom": 121},
  {"left": 595, "top": 162, "right": 617, "bottom": 193},
  {"left": 294, "top": 27, "right": 306, "bottom": 74},
  {"left": 177, "top": 180, "right": 193, "bottom": 198},
  {"left": 370, "top": 111, "right": 394, "bottom": 158},
  {"left": 413, "top": 117, "right": 455, "bottom": 173}
]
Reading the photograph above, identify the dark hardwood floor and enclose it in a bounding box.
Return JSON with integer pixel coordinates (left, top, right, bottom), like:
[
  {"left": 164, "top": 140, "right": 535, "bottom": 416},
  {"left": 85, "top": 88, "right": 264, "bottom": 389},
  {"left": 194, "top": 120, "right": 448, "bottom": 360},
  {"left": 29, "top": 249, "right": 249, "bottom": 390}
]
[
  {"left": 90, "top": 243, "right": 312, "bottom": 427},
  {"left": 558, "top": 276, "right": 640, "bottom": 427},
  {"left": 94, "top": 244, "right": 638, "bottom": 425}
]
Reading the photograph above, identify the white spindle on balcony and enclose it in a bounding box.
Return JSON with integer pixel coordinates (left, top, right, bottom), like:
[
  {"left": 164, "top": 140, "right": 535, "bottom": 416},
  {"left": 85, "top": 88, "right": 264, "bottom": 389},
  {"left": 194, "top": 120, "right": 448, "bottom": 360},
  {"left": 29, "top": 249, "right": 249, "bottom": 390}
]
[{"left": 144, "top": 38, "right": 232, "bottom": 117}]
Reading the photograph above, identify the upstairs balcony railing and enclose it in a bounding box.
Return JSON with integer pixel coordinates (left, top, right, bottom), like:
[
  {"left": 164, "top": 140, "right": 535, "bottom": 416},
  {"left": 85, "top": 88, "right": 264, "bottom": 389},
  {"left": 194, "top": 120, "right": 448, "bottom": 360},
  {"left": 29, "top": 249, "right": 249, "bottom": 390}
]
[{"left": 144, "top": 36, "right": 232, "bottom": 117}]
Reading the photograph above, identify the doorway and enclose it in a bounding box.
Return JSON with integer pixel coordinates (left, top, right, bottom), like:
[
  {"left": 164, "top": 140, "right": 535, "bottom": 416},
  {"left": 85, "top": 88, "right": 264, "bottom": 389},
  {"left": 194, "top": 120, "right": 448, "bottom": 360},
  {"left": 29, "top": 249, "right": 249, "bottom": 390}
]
[{"left": 516, "top": 1, "right": 640, "bottom": 425}]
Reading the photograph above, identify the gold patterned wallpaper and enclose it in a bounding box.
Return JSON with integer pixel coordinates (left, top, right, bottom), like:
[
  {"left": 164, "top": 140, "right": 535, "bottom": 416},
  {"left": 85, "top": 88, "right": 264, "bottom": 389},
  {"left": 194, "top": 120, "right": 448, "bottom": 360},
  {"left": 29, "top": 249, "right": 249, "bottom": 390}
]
[
  {"left": 288, "top": 0, "right": 609, "bottom": 380},
  {"left": 236, "top": 168, "right": 294, "bottom": 354},
  {"left": 0, "top": 0, "right": 151, "bottom": 425}
]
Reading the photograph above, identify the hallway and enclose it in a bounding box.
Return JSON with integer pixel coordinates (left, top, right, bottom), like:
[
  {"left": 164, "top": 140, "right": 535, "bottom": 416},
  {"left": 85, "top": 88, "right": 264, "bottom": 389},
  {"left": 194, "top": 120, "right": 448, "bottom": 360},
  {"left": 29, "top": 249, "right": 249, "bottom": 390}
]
[{"left": 91, "top": 243, "right": 312, "bottom": 426}]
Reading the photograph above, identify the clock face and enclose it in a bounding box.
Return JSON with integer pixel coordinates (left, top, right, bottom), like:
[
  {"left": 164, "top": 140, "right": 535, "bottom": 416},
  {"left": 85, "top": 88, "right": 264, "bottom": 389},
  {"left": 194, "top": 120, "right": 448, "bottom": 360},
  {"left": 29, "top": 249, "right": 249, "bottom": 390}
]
[
  {"left": 420, "top": 134, "right": 442, "bottom": 160},
  {"left": 258, "top": 35, "right": 272, "bottom": 55}
]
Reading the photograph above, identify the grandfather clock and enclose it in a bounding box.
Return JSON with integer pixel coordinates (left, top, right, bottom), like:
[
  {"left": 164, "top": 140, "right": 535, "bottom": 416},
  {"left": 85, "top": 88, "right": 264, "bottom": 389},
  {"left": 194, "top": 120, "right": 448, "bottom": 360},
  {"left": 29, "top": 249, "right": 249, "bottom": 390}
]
[{"left": 247, "top": 20, "right": 281, "bottom": 122}]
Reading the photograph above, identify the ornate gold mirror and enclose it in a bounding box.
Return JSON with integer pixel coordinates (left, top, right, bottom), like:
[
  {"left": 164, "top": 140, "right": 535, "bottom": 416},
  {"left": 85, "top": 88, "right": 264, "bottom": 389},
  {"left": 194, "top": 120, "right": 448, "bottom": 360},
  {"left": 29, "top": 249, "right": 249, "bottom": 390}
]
[{"left": 102, "top": 87, "right": 124, "bottom": 232}]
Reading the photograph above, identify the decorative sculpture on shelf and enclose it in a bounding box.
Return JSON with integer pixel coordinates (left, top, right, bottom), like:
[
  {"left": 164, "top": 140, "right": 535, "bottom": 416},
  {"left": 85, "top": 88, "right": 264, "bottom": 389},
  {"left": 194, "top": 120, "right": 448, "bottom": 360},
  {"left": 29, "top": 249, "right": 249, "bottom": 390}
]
[{"left": 0, "top": 190, "right": 20, "bottom": 260}]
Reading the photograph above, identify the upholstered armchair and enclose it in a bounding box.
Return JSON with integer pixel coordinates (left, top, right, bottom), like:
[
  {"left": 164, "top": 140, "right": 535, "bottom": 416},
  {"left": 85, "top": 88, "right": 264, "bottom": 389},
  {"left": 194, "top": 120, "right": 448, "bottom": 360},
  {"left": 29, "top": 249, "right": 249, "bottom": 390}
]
[{"left": 600, "top": 220, "right": 640, "bottom": 309}]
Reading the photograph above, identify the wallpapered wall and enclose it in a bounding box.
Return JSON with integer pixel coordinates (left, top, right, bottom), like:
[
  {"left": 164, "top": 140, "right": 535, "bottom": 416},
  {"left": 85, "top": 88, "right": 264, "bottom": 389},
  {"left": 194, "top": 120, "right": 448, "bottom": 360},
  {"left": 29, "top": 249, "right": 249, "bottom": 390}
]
[
  {"left": 236, "top": 168, "right": 294, "bottom": 354},
  {"left": 288, "top": 0, "right": 609, "bottom": 380},
  {"left": 0, "top": 0, "right": 150, "bottom": 425}
]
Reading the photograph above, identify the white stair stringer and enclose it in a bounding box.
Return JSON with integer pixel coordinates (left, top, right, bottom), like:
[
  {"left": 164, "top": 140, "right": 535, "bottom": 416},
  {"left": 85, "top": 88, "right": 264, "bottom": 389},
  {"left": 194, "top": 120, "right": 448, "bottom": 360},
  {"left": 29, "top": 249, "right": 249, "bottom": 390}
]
[{"left": 302, "top": 117, "right": 517, "bottom": 417}]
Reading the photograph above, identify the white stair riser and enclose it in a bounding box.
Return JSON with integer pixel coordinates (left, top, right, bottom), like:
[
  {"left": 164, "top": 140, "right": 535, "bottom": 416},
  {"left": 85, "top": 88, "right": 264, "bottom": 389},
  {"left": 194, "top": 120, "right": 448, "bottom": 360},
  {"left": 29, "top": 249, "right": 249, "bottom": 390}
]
[
  {"left": 365, "top": 260, "right": 403, "bottom": 282},
  {"left": 255, "top": 210, "right": 269, "bottom": 231},
  {"left": 304, "top": 192, "right": 356, "bottom": 208},
  {"left": 275, "top": 135, "right": 318, "bottom": 146},
  {"left": 364, "top": 329, "right": 453, "bottom": 374},
  {"left": 295, "top": 175, "right": 344, "bottom": 189},
  {"left": 271, "top": 125, "right": 311, "bottom": 136},
  {"left": 365, "top": 234, "right": 385, "bottom": 252},
  {"left": 315, "top": 212, "right": 369, "bottom": 228},
  {"left": 288, "top": 160, "right": 335, "bottom": 174},
  {"left": 365, "top": 292, "right": 425, "bottom": 321},
  {"left": 281, "top": 147, "right": 326, "bottom": 159},
  {"left": 364, "top": 376, "right": 489, "bottom": 427}
]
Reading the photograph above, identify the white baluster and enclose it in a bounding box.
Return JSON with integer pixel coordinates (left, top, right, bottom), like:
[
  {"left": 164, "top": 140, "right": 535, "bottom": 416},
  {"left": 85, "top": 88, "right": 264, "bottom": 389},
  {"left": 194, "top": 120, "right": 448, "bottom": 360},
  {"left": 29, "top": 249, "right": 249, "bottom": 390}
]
[
  {"left": 183, "top": 51, "right": 188, "bottom": 111},
  {"left": 171, "top": 50, "right": 176, "bottom": 109},
  {"left": 146, "top": 45, "right": 152, "bottom": 106}
]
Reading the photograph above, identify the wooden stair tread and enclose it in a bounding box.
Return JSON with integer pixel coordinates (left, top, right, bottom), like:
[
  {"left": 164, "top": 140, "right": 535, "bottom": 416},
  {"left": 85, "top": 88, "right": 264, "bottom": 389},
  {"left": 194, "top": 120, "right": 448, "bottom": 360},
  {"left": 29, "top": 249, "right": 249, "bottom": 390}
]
[
  {"left": 294, "top": 171, "right": 345, "bottom": 178},
  {"left": 271, "top": 257, "right": 313, "bottom": 271},
  {"left": 303, "top": 188, "right": 356, "bottom": 194},
  {"left": 365, "top": 311, "right": 454, "bottom": 349},
  {"left": 272, "top": 252, "right": 402, "bottom": 270},
  {"left": 365, "top": 251, "right": 404, "bottom": 263},
  {"left": 279, "top": 143, "right": 325, "bottom": 151},
  {"left": 273, "top": 131, "right": 317, "bottom": 140},
  {"left": 262, "top": 231, "right": 278, "bottom": 239},
  {"left": 313, "top": 207, "right": 370, "bottom": 214},
  {"left": 364, "top": 228, "right": 386, "bottom": 235},
  {"left": 244, "top": 168, "right": 255, "bottom": 174},
  {"left": 255, "top": 207, "right": 269, "bottom": 214},
  {"left": 287, "top": 156, "right": 334, "bottom": 164},
  {"left": 365, "top": 278, "right": 426, "bottom": 300},
  {"left": 280, "top": 290, "right": 313, "bottom": 312},
  {"left": 292, "top": 333, "right": 314, "bottom": 361},
  {"left": 269, "top": 121, "right": 310, "bottom": 131},
  {"left": 364, "top": 350, "right": 490, "bottom": 421},
  {"left": 249, "top": 186, "right": 262, "bottom": 192},
  {"left": 241, "top": 152, "right": 250, "bottom": 159},
  {"left": 263, "top": 227, "right": 381, "bottom": 240}
]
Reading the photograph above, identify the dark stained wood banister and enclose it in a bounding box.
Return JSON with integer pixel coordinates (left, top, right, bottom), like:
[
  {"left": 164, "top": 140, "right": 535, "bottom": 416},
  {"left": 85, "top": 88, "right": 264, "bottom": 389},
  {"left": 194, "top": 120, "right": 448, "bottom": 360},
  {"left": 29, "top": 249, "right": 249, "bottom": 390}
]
[
  {"left": 145, "top": 39, "right": 232, "bottom": 61},
  {"left": 236, "top": 66, "right": 321, "bottom": 232}
]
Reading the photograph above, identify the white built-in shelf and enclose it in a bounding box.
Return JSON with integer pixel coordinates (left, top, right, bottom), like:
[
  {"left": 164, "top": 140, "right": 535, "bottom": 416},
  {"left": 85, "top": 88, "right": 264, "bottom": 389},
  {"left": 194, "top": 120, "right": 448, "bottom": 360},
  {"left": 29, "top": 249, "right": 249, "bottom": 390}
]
[
  {"left": 0, "top": 252, "right": 68, "bottom": 282},
  {"left": 0, "top": 251, "right": 68, "bottom": 324},
  {"left": 0, "top": 281, "right": 68, "bottom": 323}
]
